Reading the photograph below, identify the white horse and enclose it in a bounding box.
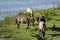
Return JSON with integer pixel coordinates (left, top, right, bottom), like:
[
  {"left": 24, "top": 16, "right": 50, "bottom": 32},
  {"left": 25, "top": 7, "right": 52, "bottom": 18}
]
[{"left": 26, "top": 7, "right": 34, "bottom": 17}]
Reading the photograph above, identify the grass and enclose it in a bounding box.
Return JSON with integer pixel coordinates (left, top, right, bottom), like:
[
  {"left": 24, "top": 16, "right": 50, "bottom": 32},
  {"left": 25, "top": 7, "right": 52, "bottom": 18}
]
[{"left": 0, "top": 8, "right": 60, "bottom": 40}]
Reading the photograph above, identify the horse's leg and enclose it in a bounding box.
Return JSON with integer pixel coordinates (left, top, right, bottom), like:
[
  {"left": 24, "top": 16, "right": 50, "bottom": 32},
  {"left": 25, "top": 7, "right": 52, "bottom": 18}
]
[
  {"left": 26, "top": 20, "right": 30, "bottom": 29},
  {"left": 39, "top": 29, "right": 41, "bottom": 37},
  {"left": 42, "top": 28, "right": 45, "bottom": 37},
  {"left": 31, "top": 20, "right": 34, "bottom": 26},
  {"left": 39, "top": 29, "right": 43, "bottom": 38},
  {"left": 26, "top": 22, "right": 29, "bottom": 29},
  {"left": 33, "top": 21, "right": 34, "bottom": 26},
  {"left": 41, "top": 31, "right": 44, "bottom": 38},
  {"left": 42, "top": 31, "right": 45, "bottom": 37},
  {"left": 17, "top": 24, "right": 19, "bottom": 29},
  {"left": 31, "top": 19, "right": 35, "bottom": 26},
  {"left": 39, "top": 29, "right": 42, "bottom": 37},
  {"left": 31, "top": 22, "right": 34, "bottom": 26},
  {"left": 16, "top": 19, "right": 19, "bottom": 29},
  {"left": 43, "top": 24, "right": 46, "bottom": 37},
  {"left": 33, "top": 19, "right": 35, "bottom": 26},
  {"left": 17, "top": 21, "right": 21, "bottom": 29}
]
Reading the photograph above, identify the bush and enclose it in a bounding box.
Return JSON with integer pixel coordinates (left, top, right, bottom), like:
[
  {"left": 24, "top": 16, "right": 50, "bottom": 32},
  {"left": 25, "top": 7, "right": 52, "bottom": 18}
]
[{"left": 4, "top": 16, "right": 10, "bottom": 20}]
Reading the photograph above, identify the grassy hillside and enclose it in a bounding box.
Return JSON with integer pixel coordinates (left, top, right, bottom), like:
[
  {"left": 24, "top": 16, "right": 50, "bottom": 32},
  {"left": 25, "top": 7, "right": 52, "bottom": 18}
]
[{"left": 0, "top": 8, "right": 60, "bottom": 40}]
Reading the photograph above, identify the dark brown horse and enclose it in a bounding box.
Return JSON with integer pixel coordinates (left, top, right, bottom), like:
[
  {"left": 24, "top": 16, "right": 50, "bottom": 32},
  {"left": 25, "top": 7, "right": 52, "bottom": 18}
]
[{"left": 16, "top": 16, "right": 35, "bottom": 29}]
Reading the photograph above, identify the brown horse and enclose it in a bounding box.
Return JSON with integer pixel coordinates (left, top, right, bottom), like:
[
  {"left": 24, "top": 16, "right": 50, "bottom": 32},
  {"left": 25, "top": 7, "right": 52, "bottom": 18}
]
[{"left": 16, "top": 16, "right": 35, "bottom": 29}]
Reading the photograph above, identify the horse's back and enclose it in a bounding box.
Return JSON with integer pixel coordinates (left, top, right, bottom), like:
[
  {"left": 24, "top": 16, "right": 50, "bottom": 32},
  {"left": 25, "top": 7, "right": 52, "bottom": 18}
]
[{"left": 16, "top": 16, "right": 27, "bottom": 24}]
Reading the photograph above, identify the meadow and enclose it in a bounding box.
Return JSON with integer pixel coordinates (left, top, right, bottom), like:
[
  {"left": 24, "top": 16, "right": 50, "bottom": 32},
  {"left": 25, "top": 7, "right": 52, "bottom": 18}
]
[{"left": 0, "top": 8, "right": 60, "bottom": 40}]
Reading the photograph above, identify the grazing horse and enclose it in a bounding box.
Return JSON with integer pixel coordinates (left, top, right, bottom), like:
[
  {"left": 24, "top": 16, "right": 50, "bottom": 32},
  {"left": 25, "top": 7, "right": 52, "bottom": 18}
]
[
  {"left": 15, "top": 16, "right": 35, "bottom": 29},
  {"left": 37, "top": 16, "right": 46, "bottom": 37},
  {"left": 26, "top": 7, "right": 34, "bottom": 17}
]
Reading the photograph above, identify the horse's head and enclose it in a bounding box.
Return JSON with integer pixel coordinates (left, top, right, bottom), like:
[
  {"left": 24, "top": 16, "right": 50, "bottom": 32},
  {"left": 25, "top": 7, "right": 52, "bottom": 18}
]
[
  {"left": 39, "top": 16, "right": 45, "bottom": 22},
  {"left": 30, "top": 17, "right": 35, "bottom": 22}
]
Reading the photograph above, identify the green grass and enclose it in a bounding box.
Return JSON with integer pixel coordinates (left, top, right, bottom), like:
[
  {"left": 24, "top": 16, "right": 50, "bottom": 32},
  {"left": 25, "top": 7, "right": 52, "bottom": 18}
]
[{"left": 0, "top": 8, "right": 60, "bottom": 40}]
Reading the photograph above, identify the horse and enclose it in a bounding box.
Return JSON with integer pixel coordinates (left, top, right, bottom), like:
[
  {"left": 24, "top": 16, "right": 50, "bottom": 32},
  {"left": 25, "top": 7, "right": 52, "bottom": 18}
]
[
  {"left": 15, "top": 16, "right": 35, "bottom": 29},
  {"left": 26, "top": 7, "right": 34, "bottom": 17},
  {"left": 37, "top": 16, "right": 46, "bottom": 38}
]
